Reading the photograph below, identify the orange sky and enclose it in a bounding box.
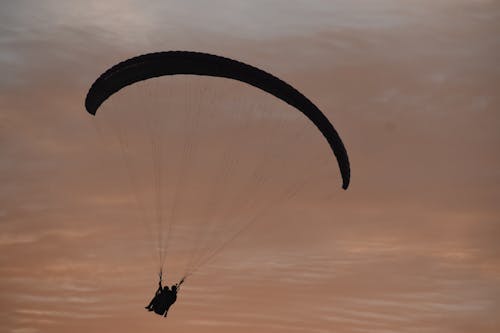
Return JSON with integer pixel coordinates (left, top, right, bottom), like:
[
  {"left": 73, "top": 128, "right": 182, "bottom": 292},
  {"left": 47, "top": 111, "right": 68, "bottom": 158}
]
[{"left": 1, "top": 1, "right": 499, "bottom": 332}]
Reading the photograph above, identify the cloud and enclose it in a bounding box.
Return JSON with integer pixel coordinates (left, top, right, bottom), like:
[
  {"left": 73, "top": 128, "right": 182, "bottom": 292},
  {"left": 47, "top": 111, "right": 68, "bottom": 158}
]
[
  {"left": 10, "top": 328, "right": 39, "bottom": 333},
  {"left": 13, "top": 294, "right": 100, "bottom": 304},
  {"left": 15, "top": 309, "right": 110, "bottom": 319},
  {"left": 0, "top": 229, "right": 94, "bottom": 246}
]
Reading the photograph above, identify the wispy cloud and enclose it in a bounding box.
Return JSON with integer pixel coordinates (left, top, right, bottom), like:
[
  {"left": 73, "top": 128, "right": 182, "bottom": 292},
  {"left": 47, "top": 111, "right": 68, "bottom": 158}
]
[{"left": 15, "top": 309, "right": 110, "bottom": 319}]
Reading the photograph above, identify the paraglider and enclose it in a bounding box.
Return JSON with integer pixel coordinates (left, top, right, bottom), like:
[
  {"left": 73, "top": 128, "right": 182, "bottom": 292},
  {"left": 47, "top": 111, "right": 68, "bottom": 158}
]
[
  {"left": 85, "top": 51, "right": 351, "bottom": 316},
  {"left": 85, "top": 51, "right": 350, "bottom": 190}
]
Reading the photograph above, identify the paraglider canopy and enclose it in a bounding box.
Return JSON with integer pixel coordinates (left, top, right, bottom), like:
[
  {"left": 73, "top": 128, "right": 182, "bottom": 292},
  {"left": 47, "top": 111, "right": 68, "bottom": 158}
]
[{"left": 85, "top": 51, "right": 350, "bottom": 189}]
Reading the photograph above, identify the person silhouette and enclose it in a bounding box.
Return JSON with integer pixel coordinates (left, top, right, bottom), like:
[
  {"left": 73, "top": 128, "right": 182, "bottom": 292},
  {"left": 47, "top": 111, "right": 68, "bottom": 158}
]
[
  {"left": 145, "top": 278, "right": 166, "bottom": 312},
  {"left": 145, "top": 274, "right": 183, "bottom": 317},
  {"left": 163, "top": 284, "right": 178, "bottom": 317}
]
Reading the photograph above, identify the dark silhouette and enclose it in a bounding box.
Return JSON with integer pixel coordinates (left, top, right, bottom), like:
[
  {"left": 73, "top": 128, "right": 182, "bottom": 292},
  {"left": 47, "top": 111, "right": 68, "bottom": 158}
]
[
  {"left": 145, "top": 280, "right": 164, "bottom": 311},
  {"left": 145, "top": 274, "right": 182, "bottom": 317},
  {"left": 85, "top": 51, "right": 350, "bottom": 190}
]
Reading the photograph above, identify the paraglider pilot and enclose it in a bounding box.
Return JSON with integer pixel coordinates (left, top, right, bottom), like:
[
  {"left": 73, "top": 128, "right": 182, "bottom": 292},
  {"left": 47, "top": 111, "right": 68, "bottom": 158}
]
[{"left": 145, "top": 271, "right": 183, "bottom": 317}]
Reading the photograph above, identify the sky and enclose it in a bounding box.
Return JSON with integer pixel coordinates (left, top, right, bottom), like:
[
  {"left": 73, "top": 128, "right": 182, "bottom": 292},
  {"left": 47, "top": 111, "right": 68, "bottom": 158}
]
[{"left": 1, "top": 0, "right": 499, "bottom": 332}]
